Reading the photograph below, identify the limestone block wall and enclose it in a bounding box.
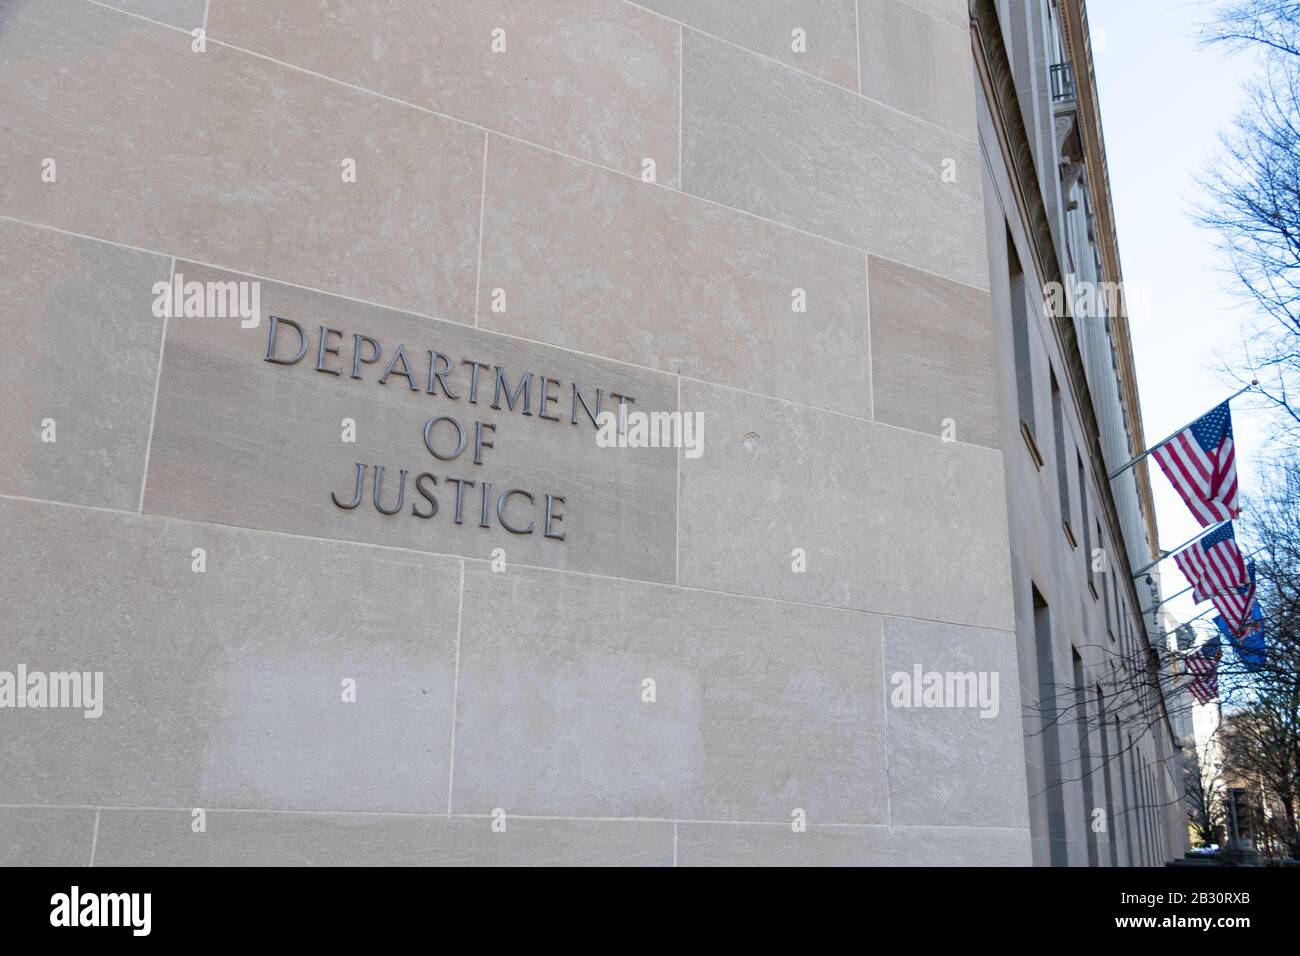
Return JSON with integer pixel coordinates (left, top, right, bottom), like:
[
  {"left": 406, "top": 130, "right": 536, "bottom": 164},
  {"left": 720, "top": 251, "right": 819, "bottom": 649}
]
[{"left": 0, "top": 0, "right": 1030, "bottom": 865}]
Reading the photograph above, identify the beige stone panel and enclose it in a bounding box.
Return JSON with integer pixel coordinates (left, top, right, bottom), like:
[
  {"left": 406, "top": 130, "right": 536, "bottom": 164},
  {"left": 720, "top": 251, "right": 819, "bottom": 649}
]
[
  {"left": 0, "top": 807, "right": 97, "bottom": 866},
  {"left": 99, "top": 0, "right": 206, "bottom": 29},
  {"left": 908, "top": 0, "right": 970, "bottom": 30},
  {"left": 634, "top": 0, "right": 859, "bottom": 89},
  {"left": 858, "top": 0, "right": 935, "bottom": 122},
  {"left": 93, "top": 810, "right": 673, "bottom": 866},
  {"left": 882, "top": 616, "right": 1030, "bottom": 828},
  {"left": 681, "top": 29, "right": 988, "bottom": 288},
  {"left": 479, "top": 136, "right": 871, "bottom": 417},
  {"left": 858, "top": 0, "right": 977, "bottom": 137},
  {"left": 932, "top": 15, "right": 979, "bottom": 138},
  {"left": 0, "top": 221, "right": 168, "bottom": 510},
  {"left": 677, "top": 379, "right": 1015, "bottom": 630},
  {"left": 868, "top": 255, "right": 1000, "bottom": 448},
  {"left": 682, "top": 30, "right": 868, "bottom": 242},
  {"left": 0, "top": 498, "right": 460, "bottom": 812},
  {"left": 676, "top": 822, "right": 1032, "bottom": 865},
  {"left": 207, "top": 0, "right": 679, "bottom": 184},
  {"left": 864, "top": 97, "right": 988, "bottom": 288},
  {"left": 141, "top": 263, "right": 678, "bottom": 583},
  {"left": 0, "top": 0, "right": 483, "bottom": 319},
  {"left": 451, "top": 563, "right": 887, "bottom": 823}
]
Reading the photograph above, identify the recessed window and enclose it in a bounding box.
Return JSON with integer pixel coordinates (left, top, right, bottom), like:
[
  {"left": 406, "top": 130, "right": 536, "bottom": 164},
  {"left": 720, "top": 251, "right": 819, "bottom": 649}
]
[
  {"left": 1077, "top": 452, "right": 1097, "bottom": 598},
  {"left": 1051, "top": 371, "right": 1072, "bottom": 541},
  {"left": 1008, "top": 232, "right": 1040, "bottom": 464}
]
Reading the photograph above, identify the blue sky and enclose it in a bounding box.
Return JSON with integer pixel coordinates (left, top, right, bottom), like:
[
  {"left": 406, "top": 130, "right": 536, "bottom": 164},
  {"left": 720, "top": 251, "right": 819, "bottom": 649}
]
[{"left": 1089, "top": 0, "right": 1267, "bottom": 625}]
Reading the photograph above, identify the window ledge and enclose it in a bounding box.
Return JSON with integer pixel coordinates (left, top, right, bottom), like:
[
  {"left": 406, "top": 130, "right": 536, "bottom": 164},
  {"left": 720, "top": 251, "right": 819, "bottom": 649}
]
[{"left": 1021, "top": 422, "right": 1044, "bottom": 470}]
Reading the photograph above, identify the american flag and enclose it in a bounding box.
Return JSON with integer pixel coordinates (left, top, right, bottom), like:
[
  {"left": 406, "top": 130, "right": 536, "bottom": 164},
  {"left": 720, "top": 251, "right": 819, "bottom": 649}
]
[
  {"left": 1186, "top": 635, "right": 1222, "bottom": 705},
  {"left": 1174, "top": 522, "right": 1249, "bottom": 603},
  {"left": 1210, "top": 561, "right": 1256, "bottom": 635},
  {"left": 1151, "top": 402, "right": 1240, "bottom": 527}
]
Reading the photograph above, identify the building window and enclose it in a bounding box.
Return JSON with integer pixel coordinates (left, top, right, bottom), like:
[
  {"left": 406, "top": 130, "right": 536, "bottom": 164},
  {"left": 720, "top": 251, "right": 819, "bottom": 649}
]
[
  {"left": 1048, "top": 1, "right": 1076, "bottom": 104},
  {"left": 1130, "top": 744, "right": 1148, "bottom": 865},
  {"left": 1101, "top": 556, "right": 1113, "bottom": 638},
  {"left": 1097, "top": 688, "right": 1120, "bottom": 866},
  {"left": 1117, "top": 719, "right": 1134, "bottom": 865},
  {"left": 1077, "top": 452, "right": 1097, "bottom": 598},
  {"left": 1108, "top": 575, "right": 1121, "bottom": 643},
  {"left": 1008, "top": 233, "right": 1041, "bottom": 464},
  {"left": 1144, "top": 765, "right": 1160, "bottom": 864},
  {"left": 1093, "top": 520, "right": 1105, "bottom": 599},
  {"left": 1051, "top": 371, "right": 1074, "bottom": 544},
  {"left": 1074, "top": 651, "right": 1099, "bottom": 867},
  {"left": 1033, "top": 586, "right": 1069, "bottom": 866}
]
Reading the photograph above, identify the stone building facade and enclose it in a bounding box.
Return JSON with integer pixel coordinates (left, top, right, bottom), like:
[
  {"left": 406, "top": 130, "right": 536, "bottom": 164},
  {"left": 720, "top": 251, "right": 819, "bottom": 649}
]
[{"left": 0, "top": 0, "right": 1183, "bottom": 865}]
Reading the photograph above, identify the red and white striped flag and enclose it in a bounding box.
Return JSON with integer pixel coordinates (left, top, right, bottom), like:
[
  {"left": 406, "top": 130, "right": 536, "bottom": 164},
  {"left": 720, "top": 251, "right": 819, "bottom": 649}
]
[
  {"left": 1186, "top": 637, "right": 1222, "bottom": 705},
  {"left": 1210, "top": 562, "right": 1257, "bottom": 635},
  {"left": 1174, "top": 522, "right": 1249, "bottom": 603},
  {"left": 1151, "top": 402, "right": 1240, "bottom": 527}
]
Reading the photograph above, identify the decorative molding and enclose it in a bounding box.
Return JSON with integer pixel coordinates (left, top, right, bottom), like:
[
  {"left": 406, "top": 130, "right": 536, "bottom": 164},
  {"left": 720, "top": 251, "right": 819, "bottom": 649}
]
[
  {"left": 1054, "top": 114, "right": 1083, "bottom": 166},
  {"left": 1058, "top": 0, "right": 1161, "bottom": 560}
]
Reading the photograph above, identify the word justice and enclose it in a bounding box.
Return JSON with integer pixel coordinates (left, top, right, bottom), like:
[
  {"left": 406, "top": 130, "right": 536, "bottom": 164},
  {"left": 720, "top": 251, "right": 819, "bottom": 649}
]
[{"left": 330, "top": 462, "right": 567, "bottom": 539}]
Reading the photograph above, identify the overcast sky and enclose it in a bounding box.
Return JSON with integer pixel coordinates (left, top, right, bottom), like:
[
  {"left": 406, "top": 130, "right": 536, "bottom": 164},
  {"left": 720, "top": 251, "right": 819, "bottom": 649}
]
[{"left": 1089, "top": 0, "right": 1267, "bottom": 627}]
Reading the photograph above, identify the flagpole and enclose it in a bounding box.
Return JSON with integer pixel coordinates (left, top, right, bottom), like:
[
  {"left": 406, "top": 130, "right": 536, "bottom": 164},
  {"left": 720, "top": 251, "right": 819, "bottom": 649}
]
[
  {"left": 1108, "top": 382, "right": 1257, "bottom": 481},
  {"left": 1131, "top": 519, "right": 1231, "bottom": 579},
  {"left": 1153, "top": 604, "right": 1217, "bottom": 643},
  {"left": 1144, "top": 581, "right": 1194, "bottom": 615}
]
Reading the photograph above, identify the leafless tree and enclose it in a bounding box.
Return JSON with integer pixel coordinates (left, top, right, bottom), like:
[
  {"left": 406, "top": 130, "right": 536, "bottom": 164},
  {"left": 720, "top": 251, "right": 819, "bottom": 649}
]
[
  {"left": 1220, "top": 705, "right": 1300, "bottom": 856},
  {"left": 1022, "top": 460, "right": 1300, "bottom": 858},
  {"left": 1183, "top": 741, "right": 1226, "bottom": 847},
  {"left": 1206, "top": 0, "right": 1300, "bottom": 58},
  {"left": 1200, "top": 2, "right": 1300, "bottom": 442}
]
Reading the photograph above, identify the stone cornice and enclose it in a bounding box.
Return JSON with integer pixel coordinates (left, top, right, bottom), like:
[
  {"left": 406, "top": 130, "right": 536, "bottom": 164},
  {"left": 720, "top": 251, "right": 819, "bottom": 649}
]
[{"left": 1059, "top": 0, "right": 1161, "bottom": 560}]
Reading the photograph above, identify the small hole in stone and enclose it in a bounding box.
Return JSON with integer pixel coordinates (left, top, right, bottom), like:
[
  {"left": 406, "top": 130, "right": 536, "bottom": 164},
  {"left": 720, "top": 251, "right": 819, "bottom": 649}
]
[{"left": 742, "top": 432, "right": 760, "bottom": 452}]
